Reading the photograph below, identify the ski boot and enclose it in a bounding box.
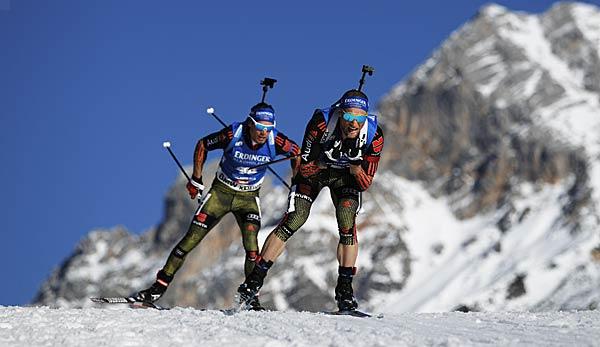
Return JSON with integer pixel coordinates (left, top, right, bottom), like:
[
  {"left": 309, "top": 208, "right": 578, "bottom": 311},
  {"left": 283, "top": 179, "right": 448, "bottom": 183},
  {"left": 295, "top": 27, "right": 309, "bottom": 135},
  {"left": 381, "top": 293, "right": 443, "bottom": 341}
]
[
  {"left": 237, "top": 259, "right": 271, "bottom": 309},
  {"left": 237, "top": 275, "right": 263, "bottom": 309},
  {"left": 247, "top": 295, "right": 266, "bottom": 311},
  {"left": 335, "top": 277, "right": 358, "bottom": 312},
  {"left": 135, "top": 270, "right": 172, "bottom": 303}
]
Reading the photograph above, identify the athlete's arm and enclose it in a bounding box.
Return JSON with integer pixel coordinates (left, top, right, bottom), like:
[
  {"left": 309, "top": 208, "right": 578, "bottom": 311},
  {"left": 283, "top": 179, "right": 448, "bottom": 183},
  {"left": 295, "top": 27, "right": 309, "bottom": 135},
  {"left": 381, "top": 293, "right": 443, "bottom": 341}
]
[
  {"left": 274, "top": 131, "right": 301, "bottom": 176},
  {"left": 298, "top": 110, "right": 327, "bottom": 178},
  {"left": 350, "top": 125, "right": 384, "bottom": 191},
  {"left": 192, "top": 126, "right": 234, "bottom": 179}
]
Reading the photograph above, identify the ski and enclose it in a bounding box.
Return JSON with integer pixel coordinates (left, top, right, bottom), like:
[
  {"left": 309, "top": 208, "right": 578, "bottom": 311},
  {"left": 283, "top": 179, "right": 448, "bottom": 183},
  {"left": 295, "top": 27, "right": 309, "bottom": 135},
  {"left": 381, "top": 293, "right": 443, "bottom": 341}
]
[
  {"left": 90, "top": 297, "right": 169, "bottom": 310},
  {"left": 90, "top": 297, "right": 246, "bottom": 315},
  {"left": 322, "top": 310, "right": 383, "bottom": 318}
]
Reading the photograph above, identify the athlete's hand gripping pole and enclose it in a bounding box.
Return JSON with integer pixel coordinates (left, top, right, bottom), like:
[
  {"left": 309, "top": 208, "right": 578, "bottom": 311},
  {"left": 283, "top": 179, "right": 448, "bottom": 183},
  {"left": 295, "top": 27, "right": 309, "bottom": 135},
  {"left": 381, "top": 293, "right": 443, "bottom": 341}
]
[{"left": 162, "top": 141, "right": 204, "bottom": 200}]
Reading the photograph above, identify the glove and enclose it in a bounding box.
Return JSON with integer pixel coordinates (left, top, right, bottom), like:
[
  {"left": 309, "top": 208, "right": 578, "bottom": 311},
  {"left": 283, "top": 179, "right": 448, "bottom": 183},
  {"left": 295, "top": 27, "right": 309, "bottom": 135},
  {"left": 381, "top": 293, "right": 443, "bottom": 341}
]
[
  {"left": 299, "top": 161, "right": 322, "bottom": 178},
  {"left": 349, "top": 163, "right": 365, "bottom": 176},
  {"left": 186, "top": 176, "right": 204, "bottom": 199}
]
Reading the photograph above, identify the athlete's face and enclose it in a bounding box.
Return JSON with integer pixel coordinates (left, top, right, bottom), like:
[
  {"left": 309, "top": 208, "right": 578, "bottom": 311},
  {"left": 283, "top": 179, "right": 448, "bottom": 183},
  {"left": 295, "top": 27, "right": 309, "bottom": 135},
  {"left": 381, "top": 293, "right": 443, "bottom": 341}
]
[
  {"left": 339, "top": 107, "right": 367, "bottom": 139},
  {"left": 249, "top": 119, "right": 273, "bottom": 144}
]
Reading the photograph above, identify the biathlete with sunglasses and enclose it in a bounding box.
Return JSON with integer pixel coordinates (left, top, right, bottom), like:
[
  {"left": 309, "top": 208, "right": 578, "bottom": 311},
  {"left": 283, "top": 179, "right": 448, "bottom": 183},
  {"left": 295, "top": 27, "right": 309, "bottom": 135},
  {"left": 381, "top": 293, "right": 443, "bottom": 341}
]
[
  {"left": 135, "top": 102, "right": 300, "bottom": 311},
  {"left": 237, "top": 89, "right": 384, "bottom": 313}
]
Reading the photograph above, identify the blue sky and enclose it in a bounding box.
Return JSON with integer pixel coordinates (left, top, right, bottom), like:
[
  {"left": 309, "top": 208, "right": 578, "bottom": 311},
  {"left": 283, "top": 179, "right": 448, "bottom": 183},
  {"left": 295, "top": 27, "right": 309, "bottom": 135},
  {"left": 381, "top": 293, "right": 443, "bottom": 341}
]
[{"left": 1, "top": 0, "right": 596, "bottom": 305}]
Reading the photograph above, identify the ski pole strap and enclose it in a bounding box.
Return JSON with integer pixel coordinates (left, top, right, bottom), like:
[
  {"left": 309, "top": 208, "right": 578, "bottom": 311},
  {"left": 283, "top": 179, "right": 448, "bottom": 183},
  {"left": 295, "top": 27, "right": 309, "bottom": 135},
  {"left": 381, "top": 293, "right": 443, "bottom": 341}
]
[{"left": 190, "top": 176, "right": 204, "bottom": 190}]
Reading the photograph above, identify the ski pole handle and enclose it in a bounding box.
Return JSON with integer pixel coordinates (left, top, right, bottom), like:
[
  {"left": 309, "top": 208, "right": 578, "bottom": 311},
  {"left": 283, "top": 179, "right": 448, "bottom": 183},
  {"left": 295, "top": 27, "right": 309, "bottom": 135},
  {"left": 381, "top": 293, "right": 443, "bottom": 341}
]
[{"left": 206, "top": 107, "right": 227, "bottom": 127}]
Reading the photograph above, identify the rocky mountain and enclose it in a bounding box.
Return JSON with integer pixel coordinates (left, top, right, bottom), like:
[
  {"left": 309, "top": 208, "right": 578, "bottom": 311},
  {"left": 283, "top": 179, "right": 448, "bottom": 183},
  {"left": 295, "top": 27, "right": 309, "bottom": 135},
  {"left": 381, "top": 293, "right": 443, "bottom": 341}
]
[{"left": 34, "top": 2, "right": 600, "bottom": 312}]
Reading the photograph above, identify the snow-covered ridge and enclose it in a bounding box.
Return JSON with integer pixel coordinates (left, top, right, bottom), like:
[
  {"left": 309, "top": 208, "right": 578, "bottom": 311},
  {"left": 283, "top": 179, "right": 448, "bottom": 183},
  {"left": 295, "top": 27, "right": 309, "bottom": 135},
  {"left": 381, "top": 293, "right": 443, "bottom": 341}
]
[
  {"left": 571, "top": 2, "right": 600, "bottom": 46},
  {"left": 377, "top": 1, "right": 600, "bottom": 312},
  {"left": 388, "top": 2, "right": 600, "bottom": 153}
]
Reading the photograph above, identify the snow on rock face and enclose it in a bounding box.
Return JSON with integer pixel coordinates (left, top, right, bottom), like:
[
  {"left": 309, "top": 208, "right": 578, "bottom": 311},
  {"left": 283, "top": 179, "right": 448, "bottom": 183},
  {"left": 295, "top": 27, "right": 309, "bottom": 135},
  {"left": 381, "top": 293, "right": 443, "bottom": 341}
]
[
  {"left": 0, "top": 307, "right": 599, "bottom": 347},
  {"left": 377, "top": 1, "right": 600, "bottom": 312},
  {"left": 34, "top": 2, "right": 600, "bottom": 314}
]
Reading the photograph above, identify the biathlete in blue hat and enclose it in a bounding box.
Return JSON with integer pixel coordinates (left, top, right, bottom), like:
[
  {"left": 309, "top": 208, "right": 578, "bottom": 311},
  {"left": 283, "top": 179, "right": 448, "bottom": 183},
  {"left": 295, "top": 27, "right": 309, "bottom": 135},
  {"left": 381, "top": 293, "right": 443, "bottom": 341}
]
[
  {"left": 136, "top": 102, "right": 300, "bottom": 311},
  {"left": 238, "top": 89, "right": 385, "bottom": 313}
]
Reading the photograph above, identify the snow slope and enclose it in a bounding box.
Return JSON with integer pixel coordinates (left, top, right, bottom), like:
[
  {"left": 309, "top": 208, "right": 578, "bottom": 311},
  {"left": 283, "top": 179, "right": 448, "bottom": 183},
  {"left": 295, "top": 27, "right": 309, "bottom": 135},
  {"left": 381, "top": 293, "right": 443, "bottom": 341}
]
[{"left": 0, "top": 307, "right": 598, "bottom": 347}]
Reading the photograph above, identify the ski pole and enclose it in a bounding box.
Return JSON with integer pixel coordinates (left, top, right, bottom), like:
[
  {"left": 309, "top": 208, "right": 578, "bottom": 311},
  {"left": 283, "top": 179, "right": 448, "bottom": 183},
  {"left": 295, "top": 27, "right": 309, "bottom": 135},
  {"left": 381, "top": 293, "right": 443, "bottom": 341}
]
[
  {"left": 248, "top": 153, "right": 301, "bottom": 170},
  {"left": 162, "top": 141, "right": 191, "bottom": 182},
  {"left": 205, "top": 107, "right": 291, "bottom": 190}
]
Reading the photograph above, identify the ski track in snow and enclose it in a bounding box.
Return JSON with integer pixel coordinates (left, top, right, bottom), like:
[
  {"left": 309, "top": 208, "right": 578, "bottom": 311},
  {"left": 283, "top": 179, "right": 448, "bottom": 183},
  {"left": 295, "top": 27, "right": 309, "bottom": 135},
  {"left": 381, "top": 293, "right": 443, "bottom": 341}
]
[{"left": 0, "top": 307, "right": 598, "bottom": 347}]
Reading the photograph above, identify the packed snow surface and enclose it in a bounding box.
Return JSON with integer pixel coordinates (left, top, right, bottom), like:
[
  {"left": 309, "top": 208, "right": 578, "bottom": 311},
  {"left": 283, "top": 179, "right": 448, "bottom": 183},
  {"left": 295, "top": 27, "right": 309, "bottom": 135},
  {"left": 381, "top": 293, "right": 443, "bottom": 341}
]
[{"left": 1, "top": 306, "right": 598, "bottom": 347}]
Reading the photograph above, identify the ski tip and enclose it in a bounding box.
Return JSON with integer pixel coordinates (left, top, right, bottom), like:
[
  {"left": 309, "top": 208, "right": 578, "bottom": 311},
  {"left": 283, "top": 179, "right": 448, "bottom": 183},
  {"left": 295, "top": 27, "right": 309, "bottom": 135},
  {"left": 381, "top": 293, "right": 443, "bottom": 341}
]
[
  {"left": 90, "top": 297, "right": 107, "bottom": 303},
  {"left": 322, "top": 310, "right": 373, "bottom": 318},
  {"left": 89, "top": 297, "right": 136, "bottom": 305},
  {"left": 163, "top": 141, "right": 171, "bottom": 148},
  {"left": 89, "top": 297, "right": 168, "bottom": 310},
  {"left": 206, "top": 107, "right": 214, "bottom": 114}
]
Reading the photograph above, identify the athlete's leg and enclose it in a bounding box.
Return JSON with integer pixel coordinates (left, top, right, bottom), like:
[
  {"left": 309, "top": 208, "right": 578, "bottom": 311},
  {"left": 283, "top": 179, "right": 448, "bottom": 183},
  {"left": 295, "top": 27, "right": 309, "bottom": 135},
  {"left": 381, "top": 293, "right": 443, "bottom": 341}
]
[
  {"left": 263, "top": 179, "right": 321, "bottom": 262},
  {"left": 162, "top": 188, "right": 230, "bottom": 276},
  {"left": 137, "top": 187, "right": 231, "bottom": 302},
  {"left": 238, "top": 177, "right": 322, "bottom": 304},
  {"left": 330, "top": 183, "right": 361, "bottom": 310},
  {"left": 232, "top": 193, "right": 262, "bottom": 277},
  {"left": 330, "top": 185, "right": 361, "bottom": 267}
]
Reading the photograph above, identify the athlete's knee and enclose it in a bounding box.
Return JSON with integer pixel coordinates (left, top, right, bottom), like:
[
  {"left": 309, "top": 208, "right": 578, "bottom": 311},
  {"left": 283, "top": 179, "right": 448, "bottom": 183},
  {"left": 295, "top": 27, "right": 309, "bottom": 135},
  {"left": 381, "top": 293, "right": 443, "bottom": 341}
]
[
  {"left": 243, "top": 213, "right": 261, "bottom": 232},
  {"left": 273, "top": 212, "right": 306, "bottom": 242},
  {"left": 241, "top": 213, "right": 261, "bottom": 253},
  {"left": 335, "top": 197, "right": 359, "bottom": 246},
  {"left": 286, "top": 199, "right": 311, "bottom": 226},
  {"left": 337, "top": 198, "right": 359, "bottom": 218},
  {"left": 273, "top": 183, "right": 315, "bottom": 242},
  {"left": 339, "top": 225, "right": 357, "bottom": 245},
  {"left": 170, "top": 246, "right": 189, "bottom": 259}
]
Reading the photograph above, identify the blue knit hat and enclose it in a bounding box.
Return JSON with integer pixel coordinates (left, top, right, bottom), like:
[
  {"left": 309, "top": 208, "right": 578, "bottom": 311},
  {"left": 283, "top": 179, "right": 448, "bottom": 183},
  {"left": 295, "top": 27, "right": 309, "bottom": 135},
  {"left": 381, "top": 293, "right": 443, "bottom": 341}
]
[
  {"left": 249, "top": 103, "right": 276, "bottom": 123},
  {"left": 338, "top": 89, "right": 369, "bottom": 112}
]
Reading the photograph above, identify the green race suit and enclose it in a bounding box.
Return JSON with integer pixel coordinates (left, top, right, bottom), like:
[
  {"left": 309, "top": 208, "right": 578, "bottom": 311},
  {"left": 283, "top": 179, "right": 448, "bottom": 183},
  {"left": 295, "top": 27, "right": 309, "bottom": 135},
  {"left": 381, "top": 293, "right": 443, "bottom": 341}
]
[
  {"left": 164, "top": 179, "right": 262, "bottom": 276},
  {"left": 162, "top": 124, "right": 300, "bottom": 277}
]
